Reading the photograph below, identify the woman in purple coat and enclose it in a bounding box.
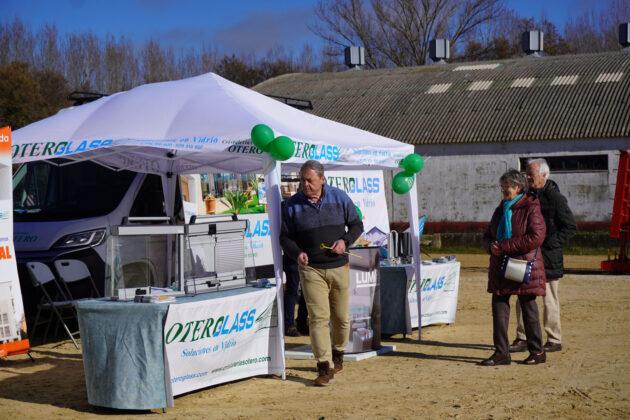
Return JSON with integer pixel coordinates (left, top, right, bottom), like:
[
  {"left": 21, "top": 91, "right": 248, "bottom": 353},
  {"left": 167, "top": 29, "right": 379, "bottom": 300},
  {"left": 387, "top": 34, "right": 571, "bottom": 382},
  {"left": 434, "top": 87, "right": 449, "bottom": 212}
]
[{"left": 481, "top": 169, "right": 547, "bottom": 366}]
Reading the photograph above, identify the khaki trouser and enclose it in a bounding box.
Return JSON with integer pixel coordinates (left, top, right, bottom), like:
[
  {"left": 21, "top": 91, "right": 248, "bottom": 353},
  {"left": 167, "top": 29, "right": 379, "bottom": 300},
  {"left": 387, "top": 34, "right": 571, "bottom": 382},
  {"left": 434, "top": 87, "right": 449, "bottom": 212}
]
[
  {"left": 516, "top": 279, "right": 561, "bottom": 344},
  {"left": 298, "top": 264, "right": 350, "bottom": 364}
]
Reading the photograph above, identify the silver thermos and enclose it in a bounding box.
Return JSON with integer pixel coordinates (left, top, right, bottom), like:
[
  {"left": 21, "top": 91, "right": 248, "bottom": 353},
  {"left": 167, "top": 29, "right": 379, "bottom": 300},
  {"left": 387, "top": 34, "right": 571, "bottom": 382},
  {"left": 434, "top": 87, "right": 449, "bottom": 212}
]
[{"left": 387, "top": 230, "right": 398, "bottom": 264}]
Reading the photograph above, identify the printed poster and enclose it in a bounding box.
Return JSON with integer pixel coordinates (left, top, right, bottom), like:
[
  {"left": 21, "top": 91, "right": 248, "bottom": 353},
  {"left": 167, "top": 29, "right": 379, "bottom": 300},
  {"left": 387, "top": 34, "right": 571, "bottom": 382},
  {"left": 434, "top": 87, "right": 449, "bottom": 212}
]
[
  {"left": 347, "top": 247, "right": 381, "bottom": 353},
  {"left": 0, "top": 126, "right": 30, "bottom": 358},
  {"left": 240, "top": 213, "right": 273, "bottom": 267},
  {"left": 326, "top": 170, "right": 388, "bottom": 247}
]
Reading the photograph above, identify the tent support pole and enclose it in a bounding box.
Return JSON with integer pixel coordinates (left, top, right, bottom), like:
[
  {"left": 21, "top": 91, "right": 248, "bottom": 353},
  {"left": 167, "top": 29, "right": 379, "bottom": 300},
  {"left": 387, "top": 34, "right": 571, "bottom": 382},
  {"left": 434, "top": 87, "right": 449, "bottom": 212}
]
[
  {"left": 406, "top": 178, "right": 422, "bottom": 342},
  {"left": 161, "top": 174, "right": 179, "bottom": 290},
  {"left": 264, "top": 157, "right": 286, "bottom": 380}
]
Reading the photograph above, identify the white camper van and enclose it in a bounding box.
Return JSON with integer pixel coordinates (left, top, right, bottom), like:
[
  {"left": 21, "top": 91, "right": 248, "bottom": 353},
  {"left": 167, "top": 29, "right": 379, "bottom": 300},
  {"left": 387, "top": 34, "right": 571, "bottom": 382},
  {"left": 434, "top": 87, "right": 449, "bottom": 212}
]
[{"left": 12, "top": 158, "right": 182, "bottom": 314}]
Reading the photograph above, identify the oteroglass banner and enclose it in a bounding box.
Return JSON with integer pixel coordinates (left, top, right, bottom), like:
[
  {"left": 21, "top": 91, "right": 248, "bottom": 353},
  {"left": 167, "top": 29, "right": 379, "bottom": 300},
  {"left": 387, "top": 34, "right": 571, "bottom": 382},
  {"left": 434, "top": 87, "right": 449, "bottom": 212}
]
[
  {"left": 326, "top": 170, "right": 389, "bottom": 247},
  {"left": 407, "top": 262, "right": 461, "bottom": 328},
  {"left": 163, "top": 287, "right": 282, "bottom": 396}
]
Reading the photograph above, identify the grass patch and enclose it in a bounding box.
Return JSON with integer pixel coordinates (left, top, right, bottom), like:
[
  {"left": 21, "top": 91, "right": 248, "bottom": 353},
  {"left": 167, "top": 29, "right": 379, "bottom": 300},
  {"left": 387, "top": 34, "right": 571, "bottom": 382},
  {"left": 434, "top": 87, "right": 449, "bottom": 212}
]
[
  {"left": 563, "top": 247, "right": 608, "bottom": 255},
  {"left": 421, "top": 246, "right": 485, "bottom": 255},
  {"left": 420, "top": 246, "right": 609, "bottom": 256}
]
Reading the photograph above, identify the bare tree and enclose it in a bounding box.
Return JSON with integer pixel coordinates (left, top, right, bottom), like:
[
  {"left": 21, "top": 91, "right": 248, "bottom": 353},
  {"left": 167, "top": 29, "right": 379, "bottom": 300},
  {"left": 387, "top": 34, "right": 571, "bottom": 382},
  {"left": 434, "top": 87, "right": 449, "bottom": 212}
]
[
  {"left": 104, "top": 35, "right": 139, "bottom": 92},
  {"left": 296, "top": 43, "right": 318, "bottom": 73},
  {"left": 34, "top": 23, "right": 63, "bottom": 74},
  {"left": 140, "top": 39, "right": 175, "bottom": 84},
  {"left": 0, "top": 20, "right": 10, "bottom": 65},
  {"left": 200, "top": 44, "right": 219, "bottom": 74},
  {"left": 89, "top": 33, "right": 104, "bottom": 91},
  {"left": 178, "top": 48, "right": 203, "bottom": 79},
  {"left": 564, "top": 0, "right": 630, "bottom": 53},
  {"left": 457, "top": 9, "right": 571, "bottom": 61},
  {"left": 64, "top": 33, "right": 91, "bottom": 90},
  {"left": 312, "top": 0, "right": 504, "bottom": 67},
  {"left": 0, "top": 18, "right": 36, "bottom": 66}
]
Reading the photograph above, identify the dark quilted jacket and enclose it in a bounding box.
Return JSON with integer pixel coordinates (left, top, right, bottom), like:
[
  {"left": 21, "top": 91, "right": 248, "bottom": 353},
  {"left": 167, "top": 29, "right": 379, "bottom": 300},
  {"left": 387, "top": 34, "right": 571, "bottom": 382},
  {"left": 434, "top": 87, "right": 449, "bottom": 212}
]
[
  {"left": 483, "top": 193, "right": 547, "bottom": 296},
  {"left": 533, "top": 180, "right": 577, "bottom": 279}
]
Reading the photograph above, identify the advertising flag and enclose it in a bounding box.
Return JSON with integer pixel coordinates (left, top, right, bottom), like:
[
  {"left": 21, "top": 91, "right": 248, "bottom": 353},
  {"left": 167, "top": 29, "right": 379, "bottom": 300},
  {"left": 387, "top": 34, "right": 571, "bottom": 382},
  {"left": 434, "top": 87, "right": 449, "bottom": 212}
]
[{"left": 0, "top": 127, "right": 30, "bottom": 358}]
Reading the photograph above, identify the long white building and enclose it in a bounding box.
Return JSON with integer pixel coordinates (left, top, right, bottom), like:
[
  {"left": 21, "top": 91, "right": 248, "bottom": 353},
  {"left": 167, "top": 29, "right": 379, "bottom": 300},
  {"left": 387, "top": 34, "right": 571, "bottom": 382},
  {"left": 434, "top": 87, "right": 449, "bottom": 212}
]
[{"left": 254, "top": 50, "right": 629, "bottom": 232}]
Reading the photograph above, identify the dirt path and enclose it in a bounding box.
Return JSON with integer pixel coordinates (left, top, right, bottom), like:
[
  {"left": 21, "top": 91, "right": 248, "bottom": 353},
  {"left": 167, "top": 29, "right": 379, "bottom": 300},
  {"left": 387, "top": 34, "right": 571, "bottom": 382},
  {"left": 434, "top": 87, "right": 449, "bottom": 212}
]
[{"left": 1, "top": 254, "right": 628, "bottom": 419}]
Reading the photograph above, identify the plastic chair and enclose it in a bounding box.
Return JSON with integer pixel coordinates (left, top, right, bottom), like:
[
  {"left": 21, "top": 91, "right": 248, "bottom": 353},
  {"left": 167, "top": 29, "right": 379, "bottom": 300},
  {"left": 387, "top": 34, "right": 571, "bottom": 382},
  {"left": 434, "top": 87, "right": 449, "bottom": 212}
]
[
  {"left": 25, "top": 262, "right": 80, "bottom": 349},
  {"left": 53, "top": 259, "right": 101, "bottom": 300}
]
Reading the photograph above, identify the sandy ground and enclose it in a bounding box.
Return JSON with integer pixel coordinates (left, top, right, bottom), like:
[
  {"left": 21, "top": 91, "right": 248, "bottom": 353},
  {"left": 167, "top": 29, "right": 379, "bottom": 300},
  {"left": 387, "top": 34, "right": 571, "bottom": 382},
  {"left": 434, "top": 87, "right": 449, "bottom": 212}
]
[{"left": 1, "top": 254, "right": 629, "bottom": 419}]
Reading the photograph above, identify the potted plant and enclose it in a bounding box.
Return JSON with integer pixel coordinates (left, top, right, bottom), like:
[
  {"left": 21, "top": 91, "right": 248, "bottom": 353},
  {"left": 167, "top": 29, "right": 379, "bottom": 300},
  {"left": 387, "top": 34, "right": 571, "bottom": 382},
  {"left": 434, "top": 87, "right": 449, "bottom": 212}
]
[
  {"left": 204, "top": 193, "right": 216, "bottom": 214},
  {"left": 220, "top": 190, "right": 249, "bottom": 214}
]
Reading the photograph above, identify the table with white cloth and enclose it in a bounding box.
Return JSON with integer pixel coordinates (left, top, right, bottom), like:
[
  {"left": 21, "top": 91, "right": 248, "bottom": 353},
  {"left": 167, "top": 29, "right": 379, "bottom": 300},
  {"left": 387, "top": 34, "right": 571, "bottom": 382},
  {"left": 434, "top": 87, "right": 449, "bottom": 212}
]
[
  {"left": 76, "top": 286, "right": 283, "bottom": 410},
  {"left": 379, "top": 261, "right": 460, "bottom": 336}
]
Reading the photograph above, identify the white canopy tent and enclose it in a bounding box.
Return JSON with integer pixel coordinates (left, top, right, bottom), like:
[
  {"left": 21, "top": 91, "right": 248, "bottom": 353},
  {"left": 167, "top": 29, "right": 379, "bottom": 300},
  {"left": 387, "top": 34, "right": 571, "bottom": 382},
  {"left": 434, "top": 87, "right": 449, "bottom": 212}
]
[{"left": 12, "top": 72, "right": 424, "bottom": 375}]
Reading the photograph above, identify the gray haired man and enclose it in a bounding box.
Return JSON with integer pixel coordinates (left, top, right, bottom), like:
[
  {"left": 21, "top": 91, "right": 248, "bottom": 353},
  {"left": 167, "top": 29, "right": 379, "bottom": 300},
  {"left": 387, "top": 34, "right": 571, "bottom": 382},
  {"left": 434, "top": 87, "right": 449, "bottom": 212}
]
[
  {"left": 510, "top": 158, "right": 577, "bottom": 353},
  {"left": 280, "top": 160, "right": 364, "bottom": 386}
]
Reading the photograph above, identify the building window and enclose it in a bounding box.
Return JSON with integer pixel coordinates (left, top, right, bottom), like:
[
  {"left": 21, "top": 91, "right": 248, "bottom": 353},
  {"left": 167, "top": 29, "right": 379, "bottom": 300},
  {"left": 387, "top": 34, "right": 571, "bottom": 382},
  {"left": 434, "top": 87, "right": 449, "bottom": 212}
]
[{"left": 519, "top": 155, "right": 608, "bottom": 172}]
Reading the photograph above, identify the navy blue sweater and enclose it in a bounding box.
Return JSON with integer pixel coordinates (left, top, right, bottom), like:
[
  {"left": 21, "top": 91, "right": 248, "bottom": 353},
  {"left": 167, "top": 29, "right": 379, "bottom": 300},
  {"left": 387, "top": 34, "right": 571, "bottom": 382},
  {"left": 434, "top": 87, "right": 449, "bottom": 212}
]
[{"left": 280, "top": 184, "right": 364, "bottom": 269}]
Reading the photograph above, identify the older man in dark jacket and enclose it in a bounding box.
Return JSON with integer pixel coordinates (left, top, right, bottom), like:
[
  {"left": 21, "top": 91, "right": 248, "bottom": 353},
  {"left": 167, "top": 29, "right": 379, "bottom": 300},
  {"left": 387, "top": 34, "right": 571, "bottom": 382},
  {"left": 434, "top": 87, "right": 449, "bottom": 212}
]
[
  {"left": 510, "top": 158, "right": 577, "bottom": 353},
  {"left": 280, "top": 160, "right": 364, "bottom": 386}
]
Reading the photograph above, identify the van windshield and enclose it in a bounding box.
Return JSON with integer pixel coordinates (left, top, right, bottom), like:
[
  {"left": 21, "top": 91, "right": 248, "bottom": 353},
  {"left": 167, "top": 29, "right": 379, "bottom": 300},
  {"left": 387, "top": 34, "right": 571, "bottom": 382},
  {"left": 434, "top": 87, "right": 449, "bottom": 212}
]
[{"left": 13, "top": 160, "right": 136, "bottom": 221}]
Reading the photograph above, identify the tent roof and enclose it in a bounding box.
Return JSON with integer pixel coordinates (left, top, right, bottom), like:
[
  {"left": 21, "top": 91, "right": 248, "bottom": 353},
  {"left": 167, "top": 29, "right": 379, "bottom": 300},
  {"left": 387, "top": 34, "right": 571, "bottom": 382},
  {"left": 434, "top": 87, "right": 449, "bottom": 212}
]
[{"left": 12, "top": 72, "right": 413, "bottom": 174}]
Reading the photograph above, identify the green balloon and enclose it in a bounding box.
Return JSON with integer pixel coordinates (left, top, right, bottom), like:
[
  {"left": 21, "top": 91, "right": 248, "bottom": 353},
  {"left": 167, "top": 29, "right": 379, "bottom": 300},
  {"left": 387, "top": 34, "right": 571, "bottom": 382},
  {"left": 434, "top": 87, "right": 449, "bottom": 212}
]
[
  {"left": 251, "top": 124, "right": 274, "bottom": 152},
  {"left": 270, "top": 136, "right": 295, "bottom": 161},
  {"left": 355, "top": 205, "right": 363, "bottom": 221},
  {"left": 392, "top": 171, "right": 415, "bottom": 194},
  {"left": 402, "top": 153, "right": 424, "bottom": 173}
]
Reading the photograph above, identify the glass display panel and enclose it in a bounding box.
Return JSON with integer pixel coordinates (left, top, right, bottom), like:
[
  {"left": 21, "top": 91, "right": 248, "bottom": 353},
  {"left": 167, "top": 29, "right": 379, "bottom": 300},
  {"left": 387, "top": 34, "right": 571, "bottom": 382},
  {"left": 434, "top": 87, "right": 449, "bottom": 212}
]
[{"left": 105, "top": 227, "right": 183, "bottom": 300}]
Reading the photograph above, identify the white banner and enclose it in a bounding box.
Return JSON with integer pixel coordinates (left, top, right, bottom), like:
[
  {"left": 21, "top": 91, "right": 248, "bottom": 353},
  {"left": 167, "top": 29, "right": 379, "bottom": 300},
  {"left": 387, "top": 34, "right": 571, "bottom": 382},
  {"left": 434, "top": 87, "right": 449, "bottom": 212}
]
[
  {"left": 326, "top": 170, "right": 388, "bottom": 246},
  {"left": 407, "top": 261, "right": 460, "bottom": 328},
  {"left": 163, "top": 287, "right": 282, "bottom": 396},
  {"left": 240, "top": 213, "right": 274, "bottom": 267}
]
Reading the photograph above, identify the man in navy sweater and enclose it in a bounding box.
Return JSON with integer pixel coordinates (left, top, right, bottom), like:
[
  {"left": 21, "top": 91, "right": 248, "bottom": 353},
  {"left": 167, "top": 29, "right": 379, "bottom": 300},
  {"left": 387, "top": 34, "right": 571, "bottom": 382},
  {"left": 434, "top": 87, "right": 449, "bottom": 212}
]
[{"left": 280, "top": 160, "right": 363, "bottom": 386}]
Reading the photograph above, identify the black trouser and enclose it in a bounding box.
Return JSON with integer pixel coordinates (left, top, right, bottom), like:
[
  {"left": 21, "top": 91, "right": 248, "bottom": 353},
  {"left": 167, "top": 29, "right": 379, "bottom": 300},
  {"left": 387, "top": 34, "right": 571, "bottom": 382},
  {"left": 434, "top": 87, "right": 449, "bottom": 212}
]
[
  {"left": 283, "top": 263, "right": 301, "bottom": 328},
  {"left": 492, "top": 294, "right": 543, "bottom": 355}
]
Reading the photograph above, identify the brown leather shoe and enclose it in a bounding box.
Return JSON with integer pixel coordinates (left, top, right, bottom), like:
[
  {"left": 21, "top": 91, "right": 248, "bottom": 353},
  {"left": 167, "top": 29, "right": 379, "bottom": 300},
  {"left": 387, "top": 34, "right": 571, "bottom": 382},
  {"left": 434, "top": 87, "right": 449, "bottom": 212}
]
[
  {"left": 523, "top": 351, "right": 546, "bottom": 365},
  {"left": 480, "top": 352, "right": 511, "bottom": 366},
  {"left": 314, "top": 362, "right": 334, "bottom": 386},
  {"left": 543, "top": 341, "right": 562, "bottom": 352},
  {"left": 285, "top": 326, "right": 301, "bottom": 337},
  {"left": 332, "top": 350, "right": 344, "bottom": 374},
  {"left": 509, "top": 339, "right": 527, "bottom": 352}
]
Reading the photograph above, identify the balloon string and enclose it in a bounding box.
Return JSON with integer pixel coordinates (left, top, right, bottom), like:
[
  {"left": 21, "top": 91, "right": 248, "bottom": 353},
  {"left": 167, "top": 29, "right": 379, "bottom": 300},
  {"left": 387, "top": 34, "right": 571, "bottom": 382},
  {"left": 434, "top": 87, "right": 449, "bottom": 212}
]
[
  {"left": 244, "top": 160, "right": 274, "bottom": 200},
  {"left": 261, "top": 160, "right": 274, "bottom": 174}
]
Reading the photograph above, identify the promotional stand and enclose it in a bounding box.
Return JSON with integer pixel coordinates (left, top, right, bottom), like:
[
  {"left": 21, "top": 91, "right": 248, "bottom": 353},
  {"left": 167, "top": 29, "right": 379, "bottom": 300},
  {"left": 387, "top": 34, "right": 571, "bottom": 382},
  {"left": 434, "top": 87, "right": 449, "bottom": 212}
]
[{"left": 0, "top": 126, "right": 31, "bottom": 360}]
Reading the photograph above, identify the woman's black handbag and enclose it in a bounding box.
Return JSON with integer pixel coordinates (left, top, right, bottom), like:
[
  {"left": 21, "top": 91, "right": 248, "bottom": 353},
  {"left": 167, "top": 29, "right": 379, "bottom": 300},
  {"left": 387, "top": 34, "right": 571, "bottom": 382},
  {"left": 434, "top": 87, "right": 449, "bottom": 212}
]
[{"left": 500, "top": 249, "right": 539, "bottom": 284}]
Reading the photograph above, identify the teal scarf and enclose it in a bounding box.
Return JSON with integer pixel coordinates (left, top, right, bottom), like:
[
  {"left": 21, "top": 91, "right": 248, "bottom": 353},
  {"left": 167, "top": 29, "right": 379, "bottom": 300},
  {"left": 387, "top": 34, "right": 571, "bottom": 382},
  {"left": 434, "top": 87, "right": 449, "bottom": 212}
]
[{"left": 496, "top": 193, "right": 523, "bottom": 242}]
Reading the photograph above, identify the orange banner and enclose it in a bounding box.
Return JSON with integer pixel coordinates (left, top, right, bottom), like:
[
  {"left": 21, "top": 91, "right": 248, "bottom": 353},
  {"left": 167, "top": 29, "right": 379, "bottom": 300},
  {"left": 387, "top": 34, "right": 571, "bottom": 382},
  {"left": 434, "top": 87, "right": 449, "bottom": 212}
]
[
  {"left": 0, "top": 126, "right": 10, "bottom": 154},
  {"left": 0, "top": 339, "right": 30, "bottom": 358}
]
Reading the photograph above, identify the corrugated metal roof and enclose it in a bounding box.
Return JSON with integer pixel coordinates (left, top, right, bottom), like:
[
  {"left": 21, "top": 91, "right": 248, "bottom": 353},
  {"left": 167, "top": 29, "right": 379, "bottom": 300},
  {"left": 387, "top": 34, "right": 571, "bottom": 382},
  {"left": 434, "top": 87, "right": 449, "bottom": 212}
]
[{"left": 252, "top": 51, "right": 630, "bottom": 145}]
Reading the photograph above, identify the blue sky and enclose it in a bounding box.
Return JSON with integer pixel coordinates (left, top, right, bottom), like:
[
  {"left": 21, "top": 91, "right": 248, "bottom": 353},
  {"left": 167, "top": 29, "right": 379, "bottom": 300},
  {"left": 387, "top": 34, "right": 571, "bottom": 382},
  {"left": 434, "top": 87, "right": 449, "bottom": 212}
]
[{"left": 2, "top": 0, "right": 601, "bottom": 56}]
